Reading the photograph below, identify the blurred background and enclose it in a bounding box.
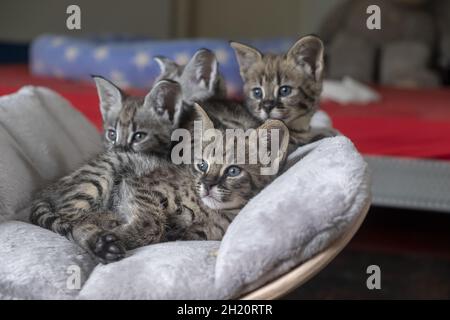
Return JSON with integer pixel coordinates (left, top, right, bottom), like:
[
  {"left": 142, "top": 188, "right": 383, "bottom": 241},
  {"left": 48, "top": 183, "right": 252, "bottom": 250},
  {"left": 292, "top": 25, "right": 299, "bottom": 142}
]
[
  {"left": 0, "top": 0, "right": 336, "bottom": 40},
  {"left": 0, "top": 0, "right": 449, "bottom": 299}
]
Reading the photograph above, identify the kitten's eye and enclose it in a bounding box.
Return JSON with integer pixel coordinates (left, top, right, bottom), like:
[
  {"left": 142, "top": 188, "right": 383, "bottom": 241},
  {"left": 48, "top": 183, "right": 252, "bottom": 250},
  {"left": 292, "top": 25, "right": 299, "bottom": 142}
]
[
  {"left": 132, "top": 132, "right": 147, "bottom": 143},
  {"left": 278, "top": 85, "right": 292, "bottom": 97},
  {"left": 252, "top": 87, "right": 263, "bottom": 100},
  {"left": 107, "top": 129, "right": 117, "bottom": 142},
  {"left": 225, "top": 165, "right": 241, "bottom": 177},
  {"left": 197, "top": 160, "right": 209, "bottom": 173}
]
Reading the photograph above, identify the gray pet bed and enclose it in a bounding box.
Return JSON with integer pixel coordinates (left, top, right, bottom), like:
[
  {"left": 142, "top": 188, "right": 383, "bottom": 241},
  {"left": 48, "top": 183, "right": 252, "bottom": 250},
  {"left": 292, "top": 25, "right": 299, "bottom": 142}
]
[{"left": 0, "top": 87, "right": 371, "bottom": 299}]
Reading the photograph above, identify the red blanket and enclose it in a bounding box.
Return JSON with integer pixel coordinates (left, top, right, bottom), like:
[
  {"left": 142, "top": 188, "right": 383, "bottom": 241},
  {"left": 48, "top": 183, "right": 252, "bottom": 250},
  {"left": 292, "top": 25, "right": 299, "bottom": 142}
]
[{"left": 2, "top": 65, "right": 450, "bottom": 159}]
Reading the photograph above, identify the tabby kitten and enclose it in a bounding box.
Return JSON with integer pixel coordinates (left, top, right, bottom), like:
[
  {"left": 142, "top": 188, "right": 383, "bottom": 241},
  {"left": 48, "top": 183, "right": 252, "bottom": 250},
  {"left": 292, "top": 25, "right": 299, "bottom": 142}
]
[
  {"left": 93, "top": 76, "right": 182, "bottom": 156},
  {"left": 93, "top": 49, "right": 225, "bottom": 155},
  {"left": 230, "top": 35, "right": 335, "bottom": 149},
  {"left": 30, "top": 80, "right": 183, "bottom": 262},
  {"left": 155, "top": 49, "right": 261, "bottom": 133},
  {"left": 30, "top": 103, "right": 289, "bottom": 264},
  {"left": 154, "top": 48, "right": 227, "bottom": 105}
]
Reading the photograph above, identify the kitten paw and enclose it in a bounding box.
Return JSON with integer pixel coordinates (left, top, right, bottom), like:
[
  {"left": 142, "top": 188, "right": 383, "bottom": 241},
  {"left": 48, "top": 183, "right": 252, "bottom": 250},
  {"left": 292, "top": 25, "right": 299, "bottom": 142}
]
[{"left": 92, "top": 232, "right": 126, "bottom": 264}]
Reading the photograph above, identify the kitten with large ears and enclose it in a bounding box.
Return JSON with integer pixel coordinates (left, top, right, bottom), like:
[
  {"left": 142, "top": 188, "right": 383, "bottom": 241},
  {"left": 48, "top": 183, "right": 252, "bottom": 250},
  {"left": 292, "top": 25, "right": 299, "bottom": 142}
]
[
  {"left": 92, "top": 49, "right": 228, "bottom": 156},
  {"left": 154, "top": 48, "right": 227, "bottom": 105},
  {"left": 156, "top": 49, "right": 261, "bottom": 133},
  {"left": 93, "top": 77, "right": 183, "bottom": 156},
  {"left": 30, "top": 102, "right": 289, "bottom": 263},
  {"left": 231, "top": 35, "right": 334, "bottom": 148},
  {"left": 190, "top": 104, "right": 290, "bottom": 212}
]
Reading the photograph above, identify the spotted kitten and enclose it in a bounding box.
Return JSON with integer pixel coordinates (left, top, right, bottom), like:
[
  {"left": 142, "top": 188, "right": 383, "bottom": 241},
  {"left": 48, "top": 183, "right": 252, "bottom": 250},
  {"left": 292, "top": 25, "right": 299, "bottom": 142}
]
[
  {"left": 154, "top": 48, "right": 227, "bottom": 105},
  {"left": 30, "top": 102, "right": 289, "bottom": 264},
  {"left": 93, "top": 49, "right": 225, "bottom": 156},
  {"left": 155, "top": 49, "right": 261, "bottom": 132},
  {"left": 93, "top": 77, "right": 183, "bottom": 157},
  {"left": 230, "top": 35, "right": 335, "bottom": 150},
  {"left": 30, "top": 80, "right": 182, "bottom": 261}
]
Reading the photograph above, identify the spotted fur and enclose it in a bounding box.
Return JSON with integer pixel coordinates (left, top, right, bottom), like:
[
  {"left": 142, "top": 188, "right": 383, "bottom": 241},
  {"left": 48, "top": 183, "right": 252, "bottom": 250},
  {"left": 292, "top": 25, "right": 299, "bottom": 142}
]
[
  {"left": 155, "top": 49, "right": 261, "bottom": 133},
  {"left": 231, "top": 35, "right": 336, "bottom": 151},
  {"left": 154, "top": 48, "right": 227, "bottom": 105},
  {"left": 30, "top": 105, "right": 289, "bottom": 264},
  {"left": 93, "top": 77, "right": 183, "bottom": 157},
  {"left": 94, "top": 49, "right": 229, "bottom": 157}
]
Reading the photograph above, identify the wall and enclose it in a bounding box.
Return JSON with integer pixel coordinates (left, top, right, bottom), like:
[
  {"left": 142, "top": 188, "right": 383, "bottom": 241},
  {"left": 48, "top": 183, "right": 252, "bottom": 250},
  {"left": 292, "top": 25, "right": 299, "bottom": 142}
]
[
  {"left": 0, "top": 0, "right": 172, "bottom": 42},
  {"left": 174, "top": 0, "right": 342, "bottom": 38},
  {"left": 0, "top": 0, "right": 343, "bottom": 42}
]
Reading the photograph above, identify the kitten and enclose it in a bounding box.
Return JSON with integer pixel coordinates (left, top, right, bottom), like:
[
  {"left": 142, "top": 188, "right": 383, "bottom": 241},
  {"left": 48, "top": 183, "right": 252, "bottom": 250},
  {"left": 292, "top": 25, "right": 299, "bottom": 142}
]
[
  {"left": 230, "top": 35, "right": 335, "bottom": 150},
  {"left": 155, "top": 49, "right": 261, "bottom": 133},
  {"left": 30, "top": 80, "right": 184, "bottom": 263},
  {"left": 154, "top": 48, "right": 227, "bottom": 105},
  {"left": 92, "top": 49, "right": 225, "bottom": 155},
  {"left": 93, "top": 77, "right": 182, "bottom": 157},
  {"left": 30, "top": 104, "right": 289, "bottom": 264}
]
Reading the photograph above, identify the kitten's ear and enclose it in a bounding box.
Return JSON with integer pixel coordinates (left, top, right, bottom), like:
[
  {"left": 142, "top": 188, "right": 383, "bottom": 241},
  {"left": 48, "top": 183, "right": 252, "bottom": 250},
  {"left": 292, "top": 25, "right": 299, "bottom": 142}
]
[
  {"left": 144, "top": 80, "right": 183, "bottom": 126},
  {"left": 255, "top": 119, "right": 290, "bottom": 170},
  {"left": 230, "top": 41, "right": 262, "bottom": 77},
  {"left": 182, "top": 49, "right": 218, "bottom": 92},
  {"left": 154, "top": 56, "right": 181, "bottom": 80},
  {"left": 193, "top": 103, "right": 214, "bottom": 132},
  {"left": 287, "top": 35, "right": 324, "bottom": 81},
  {"left": 92, "top": 76, "right": 123, "bottom": 120},
  {"left": 192, "top": 103, "right": 215, "bottom": 155}
]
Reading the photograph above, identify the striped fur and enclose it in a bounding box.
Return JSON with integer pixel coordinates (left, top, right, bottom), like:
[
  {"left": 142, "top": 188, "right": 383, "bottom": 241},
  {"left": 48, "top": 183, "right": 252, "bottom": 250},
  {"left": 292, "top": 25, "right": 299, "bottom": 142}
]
[
  {"left": 93, "top": 77, "right": 183, "bottom": 157},
  {"left": 179, "top": 98, "right": 261, "bottom": 135},
  {"left": 190, "top": 106, "right": 290, "bottom": 214},
  {"left": 30, "top": 106, "right": 289, "bottom": 264},
  {"left": 154, "top": 48, "right": 227, "bottom": 105},
  {"left": 94, "top": 49, "right": 228, "bottom": 158},
  {"left": 155, "top": 49, "right": 262, "bottom": 134},
  {"left": 231, "top": 35, "right": 336, "bottom": 152}
]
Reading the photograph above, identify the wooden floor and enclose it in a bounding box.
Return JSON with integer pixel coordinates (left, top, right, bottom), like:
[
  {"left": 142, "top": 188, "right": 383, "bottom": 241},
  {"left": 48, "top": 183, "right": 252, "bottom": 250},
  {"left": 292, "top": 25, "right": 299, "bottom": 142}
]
[{"left": 284, "top": 207, "right": 450, "bottom": 299}]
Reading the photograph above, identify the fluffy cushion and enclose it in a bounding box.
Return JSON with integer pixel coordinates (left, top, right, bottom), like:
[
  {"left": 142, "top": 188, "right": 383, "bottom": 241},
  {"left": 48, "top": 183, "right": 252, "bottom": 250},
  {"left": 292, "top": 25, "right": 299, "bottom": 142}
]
[
  {"left": 214, "top": 136, "right": 370, "bottom": 298},
  {"left": 0, "top": 87, "right": 370, "bottom": 299},
  {"left": 0, "top": 86, "right": 102, "bottom": 222},
  {"left": 79, "top": 241, "right": 221, "bottom": 300},
  {"left": 0, "top": 221, "right": 96, "bottom": 299}
]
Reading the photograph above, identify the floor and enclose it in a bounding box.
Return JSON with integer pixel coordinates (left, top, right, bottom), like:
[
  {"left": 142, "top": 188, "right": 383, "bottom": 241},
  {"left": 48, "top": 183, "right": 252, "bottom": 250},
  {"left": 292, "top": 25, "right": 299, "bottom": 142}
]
[{"left": 284, "top": 207, "right": 450, "bottom": 299}]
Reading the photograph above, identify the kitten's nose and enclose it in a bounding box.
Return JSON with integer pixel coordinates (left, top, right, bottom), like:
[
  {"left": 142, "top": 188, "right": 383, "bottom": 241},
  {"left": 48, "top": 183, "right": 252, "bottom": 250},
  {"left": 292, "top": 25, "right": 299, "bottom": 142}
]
[
  {"left": 202, "top": 182, "right": 216, "bottom": 196},
  {"left": 262, "top": 100, "right": 276, "bottom": 112}
]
